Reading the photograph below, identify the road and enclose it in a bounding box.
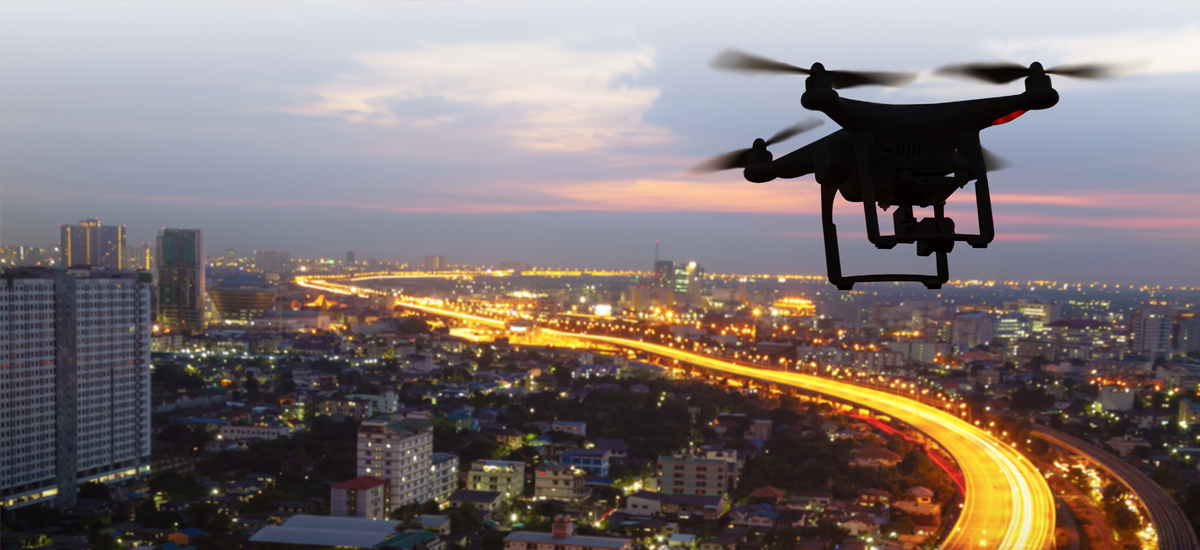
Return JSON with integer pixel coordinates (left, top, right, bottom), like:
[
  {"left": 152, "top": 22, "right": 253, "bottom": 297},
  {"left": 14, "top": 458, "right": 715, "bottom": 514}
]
[
  {"left": 1055, "top": 498, "right": 1082, "bottom": 550},
  {"left": 396, "top": 302, "right": 1057, "bottom": 549},
  {"left": 1033, "top": 425, "right": 1200, "bottom": 550}
]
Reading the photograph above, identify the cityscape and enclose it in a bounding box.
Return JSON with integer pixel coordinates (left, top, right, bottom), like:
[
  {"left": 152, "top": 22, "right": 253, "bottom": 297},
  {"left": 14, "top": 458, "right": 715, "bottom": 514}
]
[
  {"left": 3, "top": 219, "right": 1200, "bottom": 550},
  {"left": 3, "top": 2, "right": 1200, "bottom": 550}
]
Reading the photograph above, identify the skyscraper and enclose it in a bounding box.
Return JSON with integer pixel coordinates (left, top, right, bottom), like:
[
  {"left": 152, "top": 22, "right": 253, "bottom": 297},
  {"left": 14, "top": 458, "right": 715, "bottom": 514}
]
[
  {"left": 1, "top": 266, "right": 153, "bottom": 509},
  {"left": 60, "top": 219, "right": 126, "bottom": 270},
  {"left": 423, "top": 255, "right": 447, "bottom": 270},
  {"left": 156, "top": 229, "right": 205, "bottom": 333},
  {"left": 1130, "top": 307, "right": 1174, "bottom": 355},
  {"left": 653, "top": 260, "right": 674, "bottom": 289}
]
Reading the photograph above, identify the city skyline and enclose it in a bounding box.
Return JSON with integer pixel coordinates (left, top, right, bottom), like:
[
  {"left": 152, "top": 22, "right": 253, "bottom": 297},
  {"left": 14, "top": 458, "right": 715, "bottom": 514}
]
[{"left": 2, "top": 2, "right": 1199, "bottom": 285}]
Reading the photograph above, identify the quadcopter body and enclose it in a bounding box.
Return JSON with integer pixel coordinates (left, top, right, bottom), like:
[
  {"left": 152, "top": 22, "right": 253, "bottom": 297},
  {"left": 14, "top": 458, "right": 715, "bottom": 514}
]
[{"left": 699, "top": 52, "right": 1122, "bottom": 289}]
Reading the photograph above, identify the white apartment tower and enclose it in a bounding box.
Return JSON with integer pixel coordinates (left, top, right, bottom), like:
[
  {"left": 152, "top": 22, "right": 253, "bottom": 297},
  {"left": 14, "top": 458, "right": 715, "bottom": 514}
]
[
  {"left": 1131, "top": 308, "right": 1174, "bottom": 355},
  {"left": 1, "top": 267, "right": 153, "bottom": 509},
  {"left": 357, "top": 416, "right": 434, "bottom": 511}
]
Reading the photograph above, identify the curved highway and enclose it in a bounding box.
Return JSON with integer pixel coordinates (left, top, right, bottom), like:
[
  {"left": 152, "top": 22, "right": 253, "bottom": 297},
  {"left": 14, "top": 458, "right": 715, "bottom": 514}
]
[
  {"left": 394, "top": 302, "right": 1055, "bottom": 549},
  {"left": 554, "top": 331, "right": 1056, "bottom": 550},
  {"left": 1033, "top": 425, "right": 1199, "bottom": 550}
]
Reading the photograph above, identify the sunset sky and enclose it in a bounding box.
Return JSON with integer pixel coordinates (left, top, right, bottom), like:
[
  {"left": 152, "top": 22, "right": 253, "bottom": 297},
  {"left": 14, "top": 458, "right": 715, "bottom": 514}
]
[{"left": 2, "top": 1, "right": 1198, "bottom": 284}]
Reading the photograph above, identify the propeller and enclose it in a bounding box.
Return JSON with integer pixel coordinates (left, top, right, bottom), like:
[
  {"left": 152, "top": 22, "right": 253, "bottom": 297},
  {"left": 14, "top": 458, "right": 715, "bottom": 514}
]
[
  {"left": 936, "top": 60, "right": 1146, "bottom": 84},
  {"left": 981, "top": 147, "right": 1013, "bottom": 172},
  {"left": 711, "top": 49, "right": 917, "bottom": 89},
  {"left": 690, "top": 119, "right": 824, "bottom": 174}
]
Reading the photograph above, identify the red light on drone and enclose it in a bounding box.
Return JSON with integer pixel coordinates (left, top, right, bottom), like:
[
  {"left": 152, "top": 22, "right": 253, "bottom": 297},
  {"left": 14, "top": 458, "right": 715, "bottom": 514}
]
[{"left": 992, "top": 110, "right": 1027, "bottom": 126}]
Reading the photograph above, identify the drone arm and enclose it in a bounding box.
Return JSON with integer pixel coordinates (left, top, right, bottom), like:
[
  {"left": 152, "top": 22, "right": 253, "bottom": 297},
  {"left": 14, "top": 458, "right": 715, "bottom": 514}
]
[
  {"left": 770, "top": 137, "right": 822, "bottom": 179},
  {"left": 743, "top": 136, "right": 825, "bottom": 183}
]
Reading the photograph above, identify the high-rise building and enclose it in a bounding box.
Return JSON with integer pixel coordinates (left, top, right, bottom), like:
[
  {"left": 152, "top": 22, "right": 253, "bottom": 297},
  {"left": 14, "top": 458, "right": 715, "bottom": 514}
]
[
  {"left": 1002, "top": 300, "right": 1061, "bottom": 332},
  {"left": 1178, "top": 313, "right": 1200, "bottom": 356},
  {"left": 357, "top": 417, "right": 433, "bottom": 511},
  {"left": 1130, "top": 308, "right": 1173, "bottom": 355},
  {"left": 60, "top": 219, "right": 126, "bottom": 270},
  {"left": 654, "top": 260, "right": 674, "bottom": 288},
  {"left": 346, "top": 251, "right": 356, "bottom": 265},
  {"left": 951, "top": 312, "right": 995, "bottom": 351},
  {"left": 254, "top": 250, "right": 292, "bottom": 272},
  {"left": 423, "top": 255, "right": 447, "bottom": 270},
  {"left": 429, "top": 453, "right": 459, "bottom": 504},
  {"left": 1, "top": 266, "right": 153, "bottom": 509},
  {"left": 156, "top": 229, "right": 205, "bottom": 333}
]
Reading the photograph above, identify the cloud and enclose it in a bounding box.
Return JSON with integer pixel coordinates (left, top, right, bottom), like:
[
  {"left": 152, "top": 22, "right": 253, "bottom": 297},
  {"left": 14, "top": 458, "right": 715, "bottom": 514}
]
[
  {"left": 950, "top": 191, "right": 1200, "bottom": 212},
  {"left": 275, "top": 40, "right": 671, "bottom": 152},
  {"left": 541, "top": 178, "right": 822, "bottom": 213},
  {"left": 982, "top": 26, "right": 1200, "bottom": 75}
]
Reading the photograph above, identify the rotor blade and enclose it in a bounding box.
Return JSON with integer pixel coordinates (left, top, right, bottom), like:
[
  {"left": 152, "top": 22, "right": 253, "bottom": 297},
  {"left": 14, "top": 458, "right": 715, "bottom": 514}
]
[
  {"left": 1046, "top": 60, "right": 1148, "bottom": 79},
  {"left": 689, "top": 148, "right": 751, "bottom": 174},
  {"left": 982, "top": 147, "right": 1013, "bottom": 172},
  {"left": 765, "top": 119, "right": 824, "bottom": 146},
  {"left": 710, "top": 49, "right": 809, "bottom": 75},
  {"left": 827, "top": 70, "right": 918, "bottom": 89},
  {"left": 936, "top": 62, "right": 1031, "bottom": 84}
]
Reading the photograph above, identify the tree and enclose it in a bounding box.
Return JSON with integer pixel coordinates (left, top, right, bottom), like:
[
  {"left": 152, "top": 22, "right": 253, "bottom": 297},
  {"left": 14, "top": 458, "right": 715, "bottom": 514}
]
[
  {"left": 481, "top": 535, "right": 506, "bottom": 550},
  {"left": 149, "top": 472, "right": 206, "bottom": 500},
  {"left": 78, "top": 482, "right": 112, "bottom": 501},
  {"left": 133, "top": 500, "right": 183, "bottom": 529},
  {"left": 90, "top": 534, "right": 122, "bottom": 550},
  {"left": 244, "top": 372, "right": 261, "bottom": 394},
  {"left": 553, "top": 365, "right": 574, "bottom": 387},
  {"left": 399, "top": 317, "right": 431, "bottom": 334},
  {"left": 882, "top": 514, "right": 915, "bottom": 535},
  {"left": 193, "top": 534, "right": 242, "bottom": 550},
  {"left": 449, "top": 504, "right": 482, "bottom": 531},
  {"left": 762, "top": 528, "right": 798, "bottom": 550},
  {"left": 815, "top": 520, "right": 850, "bottom": 542},
  {"left": 390, "top": 503, "right": 422, "bottom": 525},
  {"left": 188, "top": 502, "right": 233, "bottom": 534}
]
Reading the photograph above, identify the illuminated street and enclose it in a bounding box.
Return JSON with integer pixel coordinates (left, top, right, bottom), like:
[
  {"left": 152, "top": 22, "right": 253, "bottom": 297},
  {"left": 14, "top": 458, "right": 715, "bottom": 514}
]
[{"left": 397, "top": 301, "right": 1056, "bottom": 550}]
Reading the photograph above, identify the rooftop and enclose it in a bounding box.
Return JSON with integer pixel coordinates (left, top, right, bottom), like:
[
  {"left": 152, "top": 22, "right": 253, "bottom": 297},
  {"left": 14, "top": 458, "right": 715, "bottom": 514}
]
[
  {"left": 504, "top": 531, "right": 630, "bottom": 550},
  {"left": 333, "top": 476, "right": 389, "bottom": 490}
]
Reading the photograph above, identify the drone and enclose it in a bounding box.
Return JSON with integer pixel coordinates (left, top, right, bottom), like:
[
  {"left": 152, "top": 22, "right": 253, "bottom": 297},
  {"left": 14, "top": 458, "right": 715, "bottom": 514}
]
[{"left": 695, "top": 50, "right": 1133, "bottom": 290}]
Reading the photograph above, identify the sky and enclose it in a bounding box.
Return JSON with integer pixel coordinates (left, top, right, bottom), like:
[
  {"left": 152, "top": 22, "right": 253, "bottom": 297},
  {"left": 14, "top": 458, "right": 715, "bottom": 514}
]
[{"left": 2, "top": 1, "right": 1198, "bottom": 285}]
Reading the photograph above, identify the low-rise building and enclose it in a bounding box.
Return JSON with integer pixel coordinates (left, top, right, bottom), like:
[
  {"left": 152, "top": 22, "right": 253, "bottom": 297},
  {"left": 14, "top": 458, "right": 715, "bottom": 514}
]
[
  {"left": 448, "top": 490, "right": 503, "bottom": 520},
  {"left": 561, "top": 449, "right": 611, "bottom": 477},
  {"left": 848, "top": 446, "right": 901, "bottom": 468},
  {"left": 247, "top": 515, "right": 404, "bottom": 550},
  {"left": 414, "top": 515, "right": 451, "bottom": 535},
  {"left": 624, "top": 491, "right": 725, "bottom": 519},
  {"left": 892, "top": 486, "right": 940, "bottom": 516},
  {"left": 534, "top": 464, "right": 589, "bottom": 502},
  {"left": 330, "top": 477, "right": 390, "bottom": 520},
  {"left": 467, "top": 460, "right": 525, "bottom": 500},
  {"left": 219, "top": 421, "right": 302, "bottom": 442},
  {"left": 504, "top": 516, "right": 632, "bottom": 550},
  {"left": 656, "top": 456, "right": 728, "bottom": 497},
  {"left": 551, "top": 421, "right": 587, "bottom": 437}
]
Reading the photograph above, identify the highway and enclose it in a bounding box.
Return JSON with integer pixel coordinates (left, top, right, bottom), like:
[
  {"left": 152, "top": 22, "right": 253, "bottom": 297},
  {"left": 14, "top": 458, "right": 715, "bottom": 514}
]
[
  {"left": 556, "top": 331, "right": 1056, "bottom": 550},
  {"left": 1033, "top": 425, "right": 1200, "bottom": 550},
  {"left": 395, "top": 302, "right": 1056, "bottom": 549}
]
